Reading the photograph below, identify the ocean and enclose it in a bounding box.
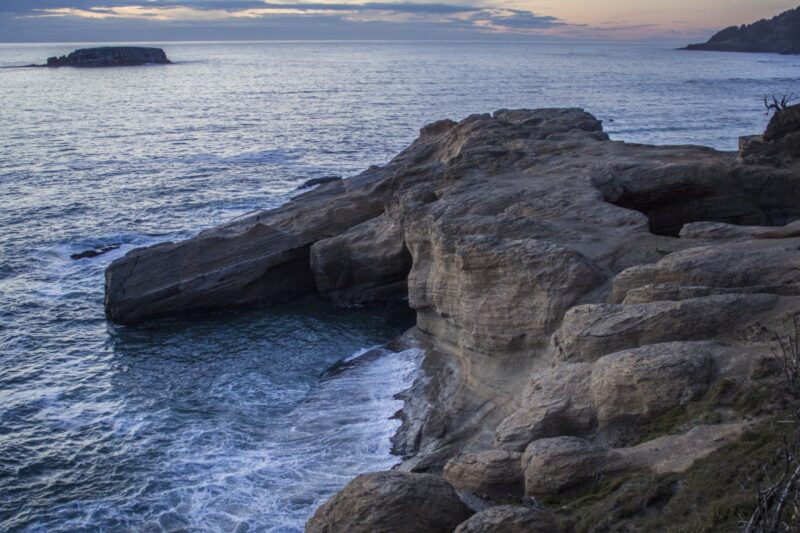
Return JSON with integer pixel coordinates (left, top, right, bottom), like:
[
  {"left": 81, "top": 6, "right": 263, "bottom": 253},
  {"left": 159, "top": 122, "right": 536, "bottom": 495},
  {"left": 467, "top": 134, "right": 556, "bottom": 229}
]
[{"left": 1, "top": 41, "right": 798, "bottom": 532}]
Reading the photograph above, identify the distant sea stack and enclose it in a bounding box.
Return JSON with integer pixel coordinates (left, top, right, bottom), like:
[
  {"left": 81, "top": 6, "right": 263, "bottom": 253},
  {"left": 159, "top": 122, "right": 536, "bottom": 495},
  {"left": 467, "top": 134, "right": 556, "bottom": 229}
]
[
  {"left": 46, "top": 47, "right": 171, "bottom": 68},
  {"left": 683, "top": 5, "right": 800, "bottom": 54}
]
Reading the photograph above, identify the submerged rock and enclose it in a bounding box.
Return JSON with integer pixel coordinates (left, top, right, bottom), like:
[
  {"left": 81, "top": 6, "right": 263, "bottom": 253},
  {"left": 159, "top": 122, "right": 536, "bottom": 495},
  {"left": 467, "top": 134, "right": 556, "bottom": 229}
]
[
  {"left": 71, "top": 243, "right": 121, "bottom": 260},
  {"left": 296, "top": 175, "right": 342, "bottom": 190},
  {"left": 46, "top": 47, "right": 171, "bottom": 68}
]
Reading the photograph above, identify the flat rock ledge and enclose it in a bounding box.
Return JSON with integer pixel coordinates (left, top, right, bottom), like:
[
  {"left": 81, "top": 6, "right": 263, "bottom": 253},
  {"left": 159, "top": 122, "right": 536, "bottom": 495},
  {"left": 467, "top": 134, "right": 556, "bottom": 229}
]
[{"left": 105, "top": 107, "right": 800, "bottom": 530}]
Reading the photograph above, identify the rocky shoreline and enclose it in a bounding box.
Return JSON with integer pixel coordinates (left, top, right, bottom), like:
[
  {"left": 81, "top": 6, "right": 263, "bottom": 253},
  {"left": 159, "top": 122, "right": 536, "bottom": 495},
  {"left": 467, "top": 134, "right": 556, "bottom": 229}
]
[{"left": 106, "top": 106, "right": 800, "bottom": 531}]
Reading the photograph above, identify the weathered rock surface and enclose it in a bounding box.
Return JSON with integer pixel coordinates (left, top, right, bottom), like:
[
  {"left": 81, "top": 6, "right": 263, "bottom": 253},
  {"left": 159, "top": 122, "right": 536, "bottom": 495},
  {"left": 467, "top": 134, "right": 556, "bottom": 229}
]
[
  {"left": 305, "top": 471, "right": 472, "bottom": 533},
  {"left": 494, "top": 363, "right": 594, "bottom": 451},
  {"left": 552, "top": 294, "right": 777, "bottom": 363},
  {"left": 739, "top": 103, "right": 800, "bottom": 166},
  {"left": 522, "top": 436, "right": 624, "bottom": 497},
  {"left": 589, "top": 341, "right": 716, "bottom": 427},
  {"left": 683, "top": 5, "right": 800, "bottom": 54},
  {"left": 103, "top": 107, "right": 800, "bottom": 529},
  {"left": 310, "top": 213, "right": 412, "bottom": 304},
  {"left": 522, "top": 423, "right": 750, "bottom": 498},
  {"left": 453, "top": 505, "right": 558, "bottom": 533},
  {"left": 443, "top": 450, "right": 524, "bottom": 499},
  {"left": 46, "top": 47, "right": 170, "bottom": 67}
]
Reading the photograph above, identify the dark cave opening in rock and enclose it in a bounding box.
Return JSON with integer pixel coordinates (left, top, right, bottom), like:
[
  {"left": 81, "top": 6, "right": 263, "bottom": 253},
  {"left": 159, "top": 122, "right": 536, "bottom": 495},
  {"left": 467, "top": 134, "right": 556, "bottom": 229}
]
[{"left": 603, "top": 179, "right": 800, "bottom": 237}]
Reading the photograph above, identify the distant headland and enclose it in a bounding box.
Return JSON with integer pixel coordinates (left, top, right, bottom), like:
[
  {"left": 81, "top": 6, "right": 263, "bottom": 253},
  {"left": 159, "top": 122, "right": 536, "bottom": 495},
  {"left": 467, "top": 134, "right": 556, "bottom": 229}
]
[
  {"left": 44, "top": 47, "right": 171, "bottom": 68},
  {"left": 683, "top": 5, "right": 800, "bottom": 54}
]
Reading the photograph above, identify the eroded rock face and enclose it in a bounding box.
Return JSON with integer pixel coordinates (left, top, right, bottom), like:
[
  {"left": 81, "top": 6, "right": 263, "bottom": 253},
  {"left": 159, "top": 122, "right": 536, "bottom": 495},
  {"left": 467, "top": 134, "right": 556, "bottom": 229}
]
[
  {"left": 443, "top": 450, "right": 524, "bottom": 499},
  {"left": 305, "top": 471, "right": 472, "bottom": 533},
  {"left": 103, "top": 108, "right": 800, "bottom": 528},
  {"left": 522, "top": 437, "right": 623, "bottom": 497},
  {"left": 590, "top": 342, "right": 716, "bottom": 427},
  {"left": 310, "top": 213, "right": 412, "bottom": 304},
  {"left": 552, "top": 294, "right": 777, "bottom": 363},
  {"left": 493, "top": 363, "right": 594, "bottom": 451},
  {"left": 453, "top": 505, "right": 558, "bottom": 533}
]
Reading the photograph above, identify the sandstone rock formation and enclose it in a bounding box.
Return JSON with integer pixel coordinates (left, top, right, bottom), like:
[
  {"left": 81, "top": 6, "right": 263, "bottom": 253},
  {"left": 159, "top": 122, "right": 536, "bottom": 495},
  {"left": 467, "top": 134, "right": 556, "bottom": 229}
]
[
  {"left": 443, "top": 450, "right": 524, "bottom": 499},
  {"left": 104, "top": 108, "right": 800, "bottom": 530},
  {"left": 46, "top": 47, "right": 171, "bottom": 68},
  {"left": 305, "top": 471, "right": 472, "bottom": 533},
  {"left": 453, "top": 505, "right": 558, "bottom": 533}
]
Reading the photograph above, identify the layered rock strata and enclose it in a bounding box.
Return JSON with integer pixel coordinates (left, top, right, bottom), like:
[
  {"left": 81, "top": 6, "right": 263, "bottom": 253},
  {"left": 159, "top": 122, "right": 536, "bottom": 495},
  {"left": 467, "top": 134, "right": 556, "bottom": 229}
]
[{"left": 105, "top": 108, "right": 800, "bottom": 530}]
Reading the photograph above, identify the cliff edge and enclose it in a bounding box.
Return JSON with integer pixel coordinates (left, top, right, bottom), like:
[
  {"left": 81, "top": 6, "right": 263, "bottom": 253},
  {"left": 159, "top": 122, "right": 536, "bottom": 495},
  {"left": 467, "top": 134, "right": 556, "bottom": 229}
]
[{"left": 105, "top": 107, "right": 800, "bottom": 531}]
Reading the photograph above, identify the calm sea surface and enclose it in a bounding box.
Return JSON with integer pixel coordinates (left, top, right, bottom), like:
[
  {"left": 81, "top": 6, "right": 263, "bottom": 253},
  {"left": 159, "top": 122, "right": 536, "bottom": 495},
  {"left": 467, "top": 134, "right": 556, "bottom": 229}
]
[{"left": 1, "top": 41, "right": 798, "bottom": 532}]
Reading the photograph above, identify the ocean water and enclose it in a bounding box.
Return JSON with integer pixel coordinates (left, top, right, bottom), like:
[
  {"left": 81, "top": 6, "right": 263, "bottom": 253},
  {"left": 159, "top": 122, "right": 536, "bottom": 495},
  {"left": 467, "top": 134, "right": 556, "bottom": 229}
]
[{"left": 1, "top": 41, "right": 798, "bottom": 532}]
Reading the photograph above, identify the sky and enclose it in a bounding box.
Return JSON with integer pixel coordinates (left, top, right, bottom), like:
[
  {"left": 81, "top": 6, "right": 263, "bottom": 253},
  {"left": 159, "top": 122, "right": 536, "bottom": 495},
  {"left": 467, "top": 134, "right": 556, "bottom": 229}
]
[{"left": 0, "top": 0, "right": 797, "bottom": 42}]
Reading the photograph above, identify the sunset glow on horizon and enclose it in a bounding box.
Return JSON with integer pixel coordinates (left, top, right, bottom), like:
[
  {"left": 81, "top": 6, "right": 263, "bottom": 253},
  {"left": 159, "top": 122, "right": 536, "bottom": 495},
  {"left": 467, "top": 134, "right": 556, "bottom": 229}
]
[{"left": 2, "top": 0, "right": 797, "bottom": 42}]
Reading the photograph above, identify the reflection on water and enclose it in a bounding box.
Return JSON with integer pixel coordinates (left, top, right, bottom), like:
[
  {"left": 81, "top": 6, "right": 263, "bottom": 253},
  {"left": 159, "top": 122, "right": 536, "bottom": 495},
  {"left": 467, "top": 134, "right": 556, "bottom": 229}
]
[
  {"left": 2, "top": 299, "right": 415, "bottom": 531},
  {"left": 1, "top": 40, "right": 797, "bottom": 531}
]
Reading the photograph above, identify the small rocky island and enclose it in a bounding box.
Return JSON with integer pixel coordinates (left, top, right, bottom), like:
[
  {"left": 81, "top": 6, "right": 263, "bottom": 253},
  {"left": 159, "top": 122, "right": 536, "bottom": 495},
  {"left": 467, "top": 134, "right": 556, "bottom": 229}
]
[
  {"left": 105, "top": 105, "right": 800, "bottom": 531},
  {"left": 684, "top": 5, "right": 800, "bottom": 54},
  {"left": 46, "top": 47, "right": 170, "bottom": 68}
]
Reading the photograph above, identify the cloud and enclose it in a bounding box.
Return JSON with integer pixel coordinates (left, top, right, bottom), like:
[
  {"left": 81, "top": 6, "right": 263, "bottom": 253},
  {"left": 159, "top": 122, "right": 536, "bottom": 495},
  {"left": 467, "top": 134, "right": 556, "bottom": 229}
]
[{"left": 14, "top": 0, "right": 569, "bottom": 35}]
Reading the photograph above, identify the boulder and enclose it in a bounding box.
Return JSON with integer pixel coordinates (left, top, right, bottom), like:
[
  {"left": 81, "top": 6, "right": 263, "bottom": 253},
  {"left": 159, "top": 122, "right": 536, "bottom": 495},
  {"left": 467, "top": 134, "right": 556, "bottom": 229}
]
[
  {"left": 590, "top": 342, "right": 717, "bottom": 427},
  {"left": 522, "top": 437, "right": 623, "bottom": 497},
  {"left": 443, "top": 450, "right": 524, "bottom": 499},
  {"left": 453, "top": 505, "right": 559, "bottom": 533},
  {"left": 494, "top": 363, "right": 594, "bottom": 451},
  {"left": 306, "top": 471, "right": 472, "bottom": 533}
]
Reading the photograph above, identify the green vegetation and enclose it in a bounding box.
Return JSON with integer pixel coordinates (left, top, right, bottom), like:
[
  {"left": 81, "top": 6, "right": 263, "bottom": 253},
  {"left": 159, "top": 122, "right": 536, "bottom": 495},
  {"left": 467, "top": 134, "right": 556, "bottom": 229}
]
[{"left": 552, "top": 419, "right": 788, "bottom": 533}]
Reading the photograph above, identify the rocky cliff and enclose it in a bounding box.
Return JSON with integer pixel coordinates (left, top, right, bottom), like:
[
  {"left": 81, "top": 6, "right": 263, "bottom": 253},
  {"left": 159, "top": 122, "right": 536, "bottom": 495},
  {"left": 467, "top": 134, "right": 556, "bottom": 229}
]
[
  {"left": 46, "top": 47, "right": 170, "bottom": 67},
  {"left": 105, "top": 108, "right": 800, "bottom": 531},
  {"left": 684, "top": 5, "right": 800, "bottom": 54}
]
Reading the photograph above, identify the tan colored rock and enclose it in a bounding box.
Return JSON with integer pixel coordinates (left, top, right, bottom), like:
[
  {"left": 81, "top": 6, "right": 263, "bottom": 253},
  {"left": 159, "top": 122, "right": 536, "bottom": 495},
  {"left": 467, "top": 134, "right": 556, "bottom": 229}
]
[
  {"left": 552, "top": 294, "right": 776, "bottom": 362},
  {"left": 104, "top": 177, "right": 388, "bottom": 324},
  {"left": 619, "top": 422, "right": 749, "bottom": 474},
  {"left": 494, "top": 363, "right": 594, "bottom": 451},
  {"left": 612, "top": 238, "right": 800, "bottom": 303},
  {"left": 590, "top": 341, "right": 717, "bottom": 427},
  {"left": 102, "top": 109, "right": 800, "bottom": 531},
  {"left": 453, "top": 505, "right": 559, "bottom": 533},
  {"left": 522, "top": 437, "right": 623, "bottom": 497},
  {"left": 310, "top": 213, "right": 411, "bottom": 304},
  {"left": 305, "top": 471, "right": 472, "bottom": 533},
  {"left": 443, "top": 450, "right": 524, "bottom": 499},
  {"left": 679, "top": 220, "right": 800, "bottom": 241}
]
